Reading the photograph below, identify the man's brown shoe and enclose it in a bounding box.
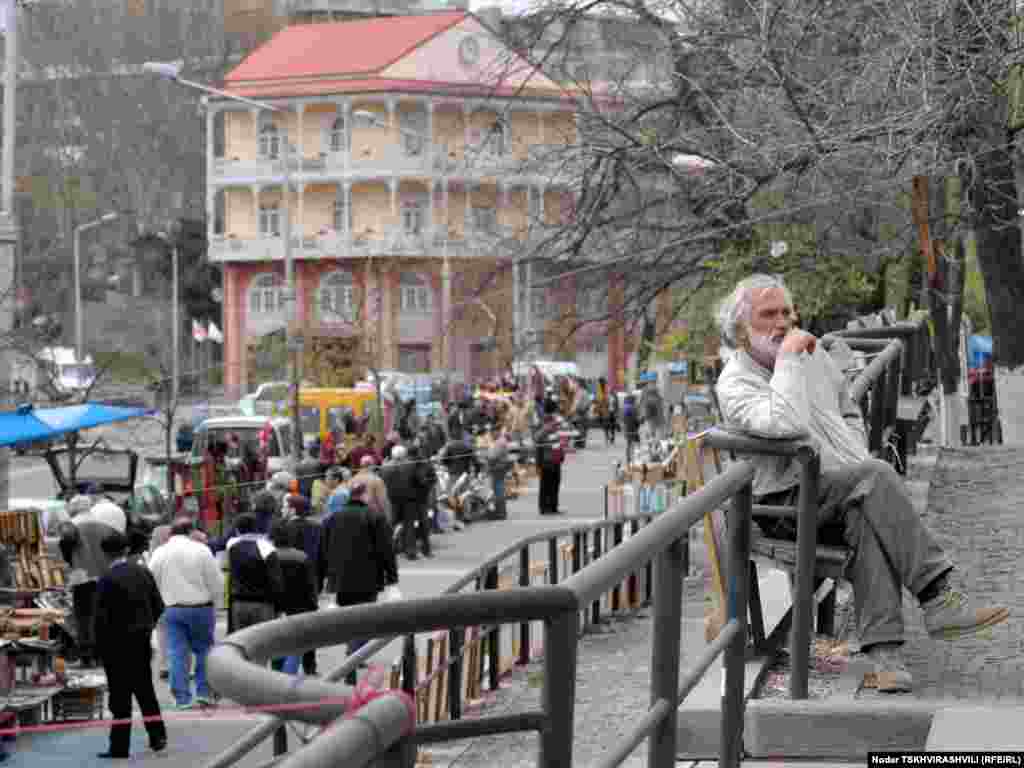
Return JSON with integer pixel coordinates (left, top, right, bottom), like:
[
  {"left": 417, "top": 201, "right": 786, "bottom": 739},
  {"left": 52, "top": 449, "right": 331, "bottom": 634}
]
[{"left": 922, "top": 587, "right": 1010, "bottom": 640}]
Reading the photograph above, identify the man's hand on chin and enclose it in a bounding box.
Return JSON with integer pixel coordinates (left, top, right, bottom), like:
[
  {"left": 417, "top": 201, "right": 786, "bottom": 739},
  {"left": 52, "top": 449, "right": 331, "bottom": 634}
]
[{"left": 779, "top": 330, "right": 817, "bottom": 356}]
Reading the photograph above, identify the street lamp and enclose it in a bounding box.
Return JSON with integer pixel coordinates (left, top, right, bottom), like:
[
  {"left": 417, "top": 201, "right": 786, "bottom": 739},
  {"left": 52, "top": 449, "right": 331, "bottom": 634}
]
[
  {"left": 155, "top": 231, "right": 181, "bottom": 409},
  {"left": 74, "top": 211, "right": 119, "bottom": 361},
  {"left": 144, "top": 60, "right": 303, "bottom": 464}
]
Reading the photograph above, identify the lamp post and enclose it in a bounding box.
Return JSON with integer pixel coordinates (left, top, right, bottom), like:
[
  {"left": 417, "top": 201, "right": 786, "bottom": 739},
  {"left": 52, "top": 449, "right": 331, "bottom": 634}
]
[
  {"left": 74, "top": 212, "right": 119, "bottom": 361},
  {"left": 143, "top": 60, "right": 302, "bottom": 464},
  {"left": 156, "top": 231, "right": 181, "bottom": 408}
]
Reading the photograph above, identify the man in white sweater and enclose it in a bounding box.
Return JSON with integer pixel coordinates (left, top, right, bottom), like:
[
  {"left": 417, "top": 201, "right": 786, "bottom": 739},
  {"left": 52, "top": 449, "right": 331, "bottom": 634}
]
[
  {"left": 148, "top": 517, "right": 224, "bottom": 709},
  {"left": 714, "top": 274, "right": 1009, "bottom": 693}
]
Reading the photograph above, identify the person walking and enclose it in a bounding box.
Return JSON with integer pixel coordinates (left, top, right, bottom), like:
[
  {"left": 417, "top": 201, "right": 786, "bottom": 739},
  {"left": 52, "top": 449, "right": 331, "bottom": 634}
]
[
  {"left": 320, "top": 479, "right": 399, "bottom": 684},
  {"left": 622, "top": 394, "right": 640, "bottom": 467},
  {"left": 533, "top": 400, "right": 565, "bottom": 516},
  {"left": 93, "top": 531, "right": 167, "bottom": 759},
  {"left": 407, "top": 442, "right": 436, "bottom": 557},
  {"left": 382, "top": 444, "right": 422, "bottom": 560},
  {"left": 268, "top": 521, "right": 319, "bottom": 675},
  {"left": 286, "top": 497, "right": 324, "bottom": 675},
  {"left": 148, "top": 517, "right": 223, "bottom": 710},
  {"left": 607, "top": 386, "right": 620, "bottom": 445},
  {"left": 226, "top": 514, "right": 286, "bottom": 634},
  {"left": 486, "top": 428, "right": 512, "bottom": 520}
]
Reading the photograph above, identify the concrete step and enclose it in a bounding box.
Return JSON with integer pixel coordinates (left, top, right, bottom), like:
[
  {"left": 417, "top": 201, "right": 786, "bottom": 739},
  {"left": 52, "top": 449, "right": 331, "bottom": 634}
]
[{"left": 925, "top": 705, "right": 1024, "bottom": 749}]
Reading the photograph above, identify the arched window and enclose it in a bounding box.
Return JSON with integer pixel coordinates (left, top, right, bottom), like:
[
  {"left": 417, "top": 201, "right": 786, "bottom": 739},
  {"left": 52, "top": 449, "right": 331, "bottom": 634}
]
[
  {"left": 258, "top": 122, "right": 280, "bottom": 159},
  {"left": 398, "top": 272, "right": 431, "bottom": 314},
  {"left": 487, "top": 119, "right": 508, "bottom": 156},
  {"left": 329, "top": 116, "right": 347, "bottom": 153},
  {"left": 249, "top": 273, "right": 285, "bottom": 317},
  {"left": 401, "top": 199, "right": 425, "bottom": 235},
  {"left": 319, "top": 270, "right": 355, "bottom": 323}
]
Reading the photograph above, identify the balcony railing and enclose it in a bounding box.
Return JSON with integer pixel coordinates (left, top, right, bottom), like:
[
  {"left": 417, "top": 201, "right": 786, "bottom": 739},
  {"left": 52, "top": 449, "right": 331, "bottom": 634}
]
[
  {"left": 209, "top": 142, "right": 574, "bottom": 182},
  {"left": 208, "top": 226, "right": 526, "bottom": 262}
]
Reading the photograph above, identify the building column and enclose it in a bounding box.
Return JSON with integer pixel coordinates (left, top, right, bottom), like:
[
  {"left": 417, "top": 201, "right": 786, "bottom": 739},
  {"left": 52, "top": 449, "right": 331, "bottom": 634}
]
[
  {"left": 381, "top": 264, "right": 395, "bottom": 370},
  {"left": 463, "top": 101, "right": 472, "bottom": 162},
  {"left": 251, "top": 107, "right": 261, "bottom": 154},
  {"left": 343, "top": 182, "right": 352, "bottom": 245},
  {"left": 206, "top": 187, "right": 216, "bottom": 243},
  {"left": 389, "top": 178, "right": 399, "bottom": 239},
  {"left": 442, "top": 257, "right": 452, "bottom": 375},
  {"left": 365, "top": 262, "right": 380, "bottom": 368},
  {"left": 428, "top": 179, "right": 436, "bottom": 234},
  {"left": 426, "top": 99, "right": 435, "bottom": 170},
  {"left": 464, "top": 182, "right": 473, "bottom": 236},
  {"left": 442, "top": 181, "right": 450, "bottom": 239},
  {"left": 206, "top": 106, "right": 216, "bottom": 180},
  {"left": 537, "top": 109, "right": 545, "bottom": 145},
  {"left": 251, "top": 185, "right": 260, "bottom": 237},
  {"left": 387, "top": 98, "right": 397, "bottom": 147}
]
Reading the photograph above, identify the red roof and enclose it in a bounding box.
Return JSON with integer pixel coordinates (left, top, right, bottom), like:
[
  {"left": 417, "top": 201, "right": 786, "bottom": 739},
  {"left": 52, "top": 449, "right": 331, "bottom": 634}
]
[{"left": 225, "top": 12, "right": 468, "bottom": 83}]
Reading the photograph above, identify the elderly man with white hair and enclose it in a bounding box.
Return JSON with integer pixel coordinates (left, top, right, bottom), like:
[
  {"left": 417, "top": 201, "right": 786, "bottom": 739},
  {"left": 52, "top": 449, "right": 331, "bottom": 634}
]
[{"left": 713, "top": 273, "right": 1009, "bottom": 693}]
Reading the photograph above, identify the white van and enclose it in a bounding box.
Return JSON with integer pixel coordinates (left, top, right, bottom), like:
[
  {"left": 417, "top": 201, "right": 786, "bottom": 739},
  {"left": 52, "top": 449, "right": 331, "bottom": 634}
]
[
  {"left": 190, "top": 415, "right": 296, "bottom": 475},
  {"left": 11, "top": 346, "right": 97, "bottom": 401}
]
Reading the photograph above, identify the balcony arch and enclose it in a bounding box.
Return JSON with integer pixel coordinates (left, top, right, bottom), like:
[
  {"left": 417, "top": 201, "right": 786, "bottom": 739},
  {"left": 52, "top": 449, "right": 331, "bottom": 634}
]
[{"left": 258, "top": 121, "right": 281, "bottom": 160}]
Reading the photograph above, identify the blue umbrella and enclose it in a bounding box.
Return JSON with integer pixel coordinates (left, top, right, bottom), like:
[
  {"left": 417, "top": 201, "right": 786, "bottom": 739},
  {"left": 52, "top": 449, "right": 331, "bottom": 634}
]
[{"left": 0, "top": 402, "right": 152, "bottom": 448}]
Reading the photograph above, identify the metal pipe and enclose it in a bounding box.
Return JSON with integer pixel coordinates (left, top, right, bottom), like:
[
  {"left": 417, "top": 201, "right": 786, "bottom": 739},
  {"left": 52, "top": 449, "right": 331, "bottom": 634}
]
[
  {"left": 647, "top": 535, "right": 685, "bottom": 766},
  {"left": 411, "top": 712, "right": 547, "bottom": 744},
  {"left": 518, "top": 547, "right": 531, "bottom": 665},
  {"left": 2, "top": 0, "right": 16, "bottom": 216},
  {"left": 540, "top": 612, "right": 577, "bottom": 767},
  {"left": 171, "top": 243, "right": 180, "bottom": 407},
  {"left": 788, "top": 450, "right": 820, "bottom": 701},
  {"left": 561, "top": 462, "right": 755, "bottom": 606},
  {"left": 593, "top": 698, "right": 672, "bottom": 768},
  {"left": 720, "top": 478, "right": 752, "bottom": 768},
  {"left": 218, "top": 588, "right": 578, "bottom": 666},
  {"left": 275, "top": 695, "right": 413, "bottom": 768},
  {"left": 677, "top": 619, "right": 739, "bottom": 704},
  {"left": 849, "top": 339, "right": 904, "bottom": 402}
]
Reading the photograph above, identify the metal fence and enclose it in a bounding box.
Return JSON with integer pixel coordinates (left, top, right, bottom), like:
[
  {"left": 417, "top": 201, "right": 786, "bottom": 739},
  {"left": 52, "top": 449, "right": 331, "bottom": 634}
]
[
  {"left": 206, "top": 461, "right": 758, "bottom": 768},
  {"left": 204, "top": 316, "right": 934, "bottom": 765}
]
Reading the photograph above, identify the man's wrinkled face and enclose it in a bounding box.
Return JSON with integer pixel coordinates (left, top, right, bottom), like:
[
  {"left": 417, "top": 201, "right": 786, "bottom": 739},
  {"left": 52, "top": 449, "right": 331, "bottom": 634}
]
[{"left": 743, "top": 287, "right": 794, "bottom": 365}]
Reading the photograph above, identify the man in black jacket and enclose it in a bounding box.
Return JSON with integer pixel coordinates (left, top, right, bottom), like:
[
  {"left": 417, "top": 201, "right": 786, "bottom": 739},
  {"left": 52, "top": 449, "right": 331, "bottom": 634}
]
[
  {"left": 320, "top": 480, "right": 398, "bottom": 683},
  {"left": 268, "top": 521, "right": 319, "bottom": 675},
  {"left": 226, "top": 514, "right": 286, "bottom": 633},
  {"left": 383, "top": 444, "right": 426, "bottom": 560},
  {"left": 94, "top": 531, "right": 167, "bottom": 759}
]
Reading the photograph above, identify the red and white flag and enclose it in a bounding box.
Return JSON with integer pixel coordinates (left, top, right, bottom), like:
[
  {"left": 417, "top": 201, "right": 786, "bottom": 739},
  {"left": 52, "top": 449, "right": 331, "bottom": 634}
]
[
  {"left": 208, "top": 321, "right": 223, "bottom": 344},
  {"left": 192, "top": 319, "right": 208, "bottom": 342}
]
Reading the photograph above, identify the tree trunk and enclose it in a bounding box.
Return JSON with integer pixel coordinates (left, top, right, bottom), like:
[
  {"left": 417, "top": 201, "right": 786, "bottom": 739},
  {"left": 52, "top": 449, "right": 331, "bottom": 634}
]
[{"left": 972, "top": 137, "right": 1024, "bottom": 443}]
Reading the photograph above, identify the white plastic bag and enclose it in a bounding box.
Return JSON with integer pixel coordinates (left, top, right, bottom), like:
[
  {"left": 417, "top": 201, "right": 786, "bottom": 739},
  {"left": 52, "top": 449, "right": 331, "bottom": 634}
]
[{"left": 381, "top": 585, "right": 403, "bottom": 603}]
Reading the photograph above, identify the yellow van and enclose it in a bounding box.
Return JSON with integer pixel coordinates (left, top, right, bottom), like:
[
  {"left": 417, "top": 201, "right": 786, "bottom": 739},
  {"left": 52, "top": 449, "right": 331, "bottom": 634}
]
[{"left": 297, "top": 388, "right": 378, "bottom": 444}]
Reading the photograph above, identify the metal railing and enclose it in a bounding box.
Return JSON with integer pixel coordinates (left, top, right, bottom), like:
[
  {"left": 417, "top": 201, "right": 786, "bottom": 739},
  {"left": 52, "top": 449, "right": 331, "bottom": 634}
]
[{"left": 206, "top": 461, "right": 758, "bottom": 768}]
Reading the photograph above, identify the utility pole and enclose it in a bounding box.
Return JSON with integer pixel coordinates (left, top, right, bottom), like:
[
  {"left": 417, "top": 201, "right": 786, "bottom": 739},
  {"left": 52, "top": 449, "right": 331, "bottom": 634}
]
[{"left": 0, "top": 0, "right": 22, "bottom": 512}]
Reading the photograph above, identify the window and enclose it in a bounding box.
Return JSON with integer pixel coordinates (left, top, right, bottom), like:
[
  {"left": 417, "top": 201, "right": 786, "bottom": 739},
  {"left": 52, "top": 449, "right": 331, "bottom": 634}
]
[
  {"left": 249, "top": 273, "right": 285, "bottom": 317},
  {"left": 319, "top": 270, "right": 355, "bottom": 322},
  {"left": 399, "top": 272, "right": 431, "bottom": 314},
  {"left": 401, "top": 201, "right": 425, "bottom": 235},
  {"left": 333, "top": 196, "right": 350, "bottom": 232},
  {"left": 471, "top": 206, "right": 498, "bottom": 234},
  {"left": 400, "top": 110, "right": 427, "bottom": 157},
  {"left": 259, "top": 204, "right": 281, "bottom": 236},
  {"left": 398, "top": 345, "right": 430, "bottom": 373},
  {"left": 258, "top": 122, "right": 280, "bottom": 159},
  {"left": 329, "top": 116, "right": 347, "bottom": 152},
  {"left": 486, "top": 120, "right": 508, "bottom": 156}
]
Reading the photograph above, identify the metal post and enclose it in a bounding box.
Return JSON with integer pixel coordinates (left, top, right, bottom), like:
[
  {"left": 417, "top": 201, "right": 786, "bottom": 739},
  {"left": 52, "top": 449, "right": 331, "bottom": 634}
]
[
  {"left": 448, "top": 628, "right": 463, "bottom": 721},
  {"left": 281, "top": 128, "right": 301, "bottom": 464},
  {"left": 485, "top": 566, "right": 500, "bottom": 692},
  {"left": 548, "top": 537, "right": 559, "bottom": 585},
  {"left": 648, "top": 534, "right": 686, "bottom": 767},
  {"left": 518, "top": 547, "right": 531, "bottom": 665},
  {"left": 869, "top": 366, "right": 887, "bottom": 453},
  {"left": 591, "top": 528, "right": 602, "bottom": 626},
  {"left": 790, "top": 452, "right": 820, "bottom": 700},
  {"left": 273, "top": 724, "right": 287, "bottom": 756},
  {"left": 540, "top": 612, "right": 577, "bottom": 768},
  {"left": 171, "top": 244, "right": 180, "bottom": 406},
  {"left": 720, "top": 481, "right": 752, "bottom": 768},
  {"left": 74, "top": 227, "right": 83, "bottom": 361},
  {"left": 612, "top": 522, "right": 624, "bottom": 611}
]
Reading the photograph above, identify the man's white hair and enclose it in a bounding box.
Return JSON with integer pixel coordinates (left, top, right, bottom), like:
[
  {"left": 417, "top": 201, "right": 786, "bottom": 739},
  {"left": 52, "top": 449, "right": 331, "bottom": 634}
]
[
  {"left": 391, "top": 444, "right": 408, "bottom": 462},
  {"left": 715, "top": 274, "right": 793, "bottom": 349}
]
